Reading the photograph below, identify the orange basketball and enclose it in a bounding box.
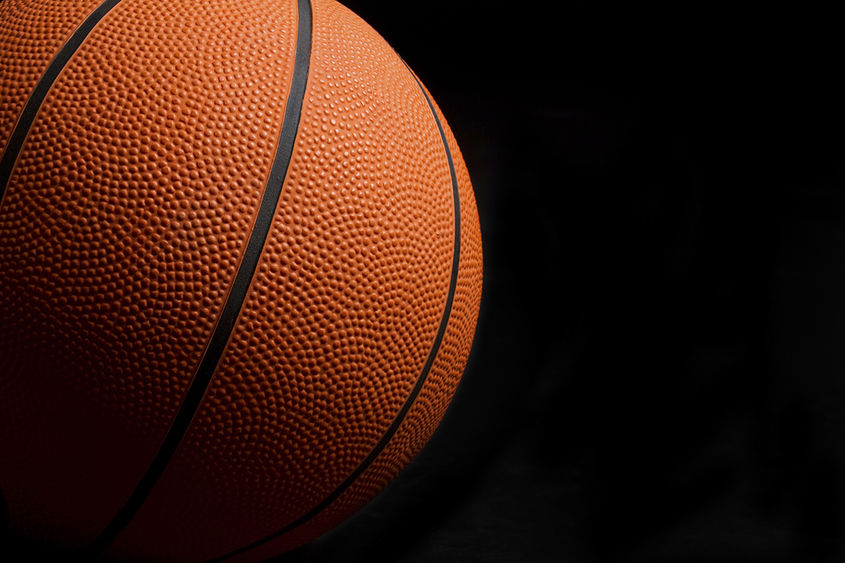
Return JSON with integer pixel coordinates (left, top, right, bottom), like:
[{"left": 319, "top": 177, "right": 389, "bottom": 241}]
[{"left": 0, "top": 0, "right": 482, "bottom": 560}]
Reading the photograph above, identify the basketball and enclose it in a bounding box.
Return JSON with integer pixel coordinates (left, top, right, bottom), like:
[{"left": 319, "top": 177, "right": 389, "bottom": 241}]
[{"left": 0, "top": 0, "right": 481, "bottom": 560}]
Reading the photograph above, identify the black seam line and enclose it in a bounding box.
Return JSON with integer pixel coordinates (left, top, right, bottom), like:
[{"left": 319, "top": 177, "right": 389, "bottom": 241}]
[
  {"left": 0, "top": 0, "right": 123, "bottom": 209},
  {"left": 83, "top": 0, "right": 313, "bottom": 555},
  {"left": 211, "top": 65, "right": 463, "bottom": 563}
]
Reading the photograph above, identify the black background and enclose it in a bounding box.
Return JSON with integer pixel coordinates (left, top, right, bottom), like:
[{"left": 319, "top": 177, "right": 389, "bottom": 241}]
[{"left": 284, "top": 1, "right": 845, "bottom": 562}]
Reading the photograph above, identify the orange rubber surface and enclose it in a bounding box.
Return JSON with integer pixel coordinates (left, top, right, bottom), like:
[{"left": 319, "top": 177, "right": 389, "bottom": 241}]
[
  {"left": 229, "top": 10, "right": 484, "bottom": 560},
  {"left": 0, "top": 0, "right": 298, "bottom": 547},
  {"left": 0, "top": 0, "right": 103, "bottom": 154},
  {"left": 0, "top": 0, "right": 482, "bottom": 559}
]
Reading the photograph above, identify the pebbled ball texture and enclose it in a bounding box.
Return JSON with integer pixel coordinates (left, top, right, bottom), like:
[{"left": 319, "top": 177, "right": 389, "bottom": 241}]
[
  {"left": 0, "top": 0, "right": 299, "bottom": 548},
  {"left": 0, "top": 0, "right": 104, "bottom": 154},
  {"left": 0, "top": 0, "right": 482, "bottom": 560}
]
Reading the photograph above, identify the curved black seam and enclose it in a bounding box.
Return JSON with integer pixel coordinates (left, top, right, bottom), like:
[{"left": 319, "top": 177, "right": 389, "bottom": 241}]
[
  {"left": 211, "top": 64, "right": 463, "bottom": 562},
  {"left": 0, "top": 0, "right": 124, "bottom": 209},
  {"left": 83, "top": 0, "right": 314, "bottom": 555}
]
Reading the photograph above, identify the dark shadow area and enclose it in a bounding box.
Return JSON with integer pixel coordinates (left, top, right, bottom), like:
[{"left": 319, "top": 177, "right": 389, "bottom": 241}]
[{"left": 0, "top": 488, "right": 8, "bottom": 541}]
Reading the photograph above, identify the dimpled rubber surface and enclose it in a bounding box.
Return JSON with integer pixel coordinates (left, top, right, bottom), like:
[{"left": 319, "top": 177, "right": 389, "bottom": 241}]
[
  {"left": 0, "top": 0, "right": 103, "bottom": 154},
  {"left": 0, "top": 0, "right": 297, "bottom": 548},
  {"left": 238, "top": 60, "right": 484, "bottom": 563},
  {"left": 103, "top": 0, "right": 479, "bottom": 560}
]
